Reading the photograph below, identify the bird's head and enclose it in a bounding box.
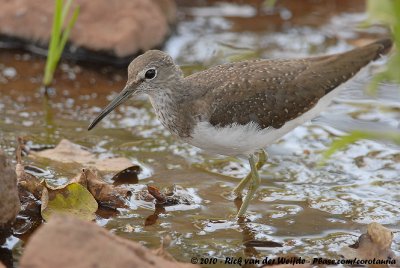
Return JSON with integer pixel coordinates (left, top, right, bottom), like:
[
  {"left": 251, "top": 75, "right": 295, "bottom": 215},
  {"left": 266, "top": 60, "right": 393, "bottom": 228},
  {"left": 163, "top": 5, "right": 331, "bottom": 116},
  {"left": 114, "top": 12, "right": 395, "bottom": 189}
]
[{"left": 88, "top": 50, "right": 182, "bottom": 130}]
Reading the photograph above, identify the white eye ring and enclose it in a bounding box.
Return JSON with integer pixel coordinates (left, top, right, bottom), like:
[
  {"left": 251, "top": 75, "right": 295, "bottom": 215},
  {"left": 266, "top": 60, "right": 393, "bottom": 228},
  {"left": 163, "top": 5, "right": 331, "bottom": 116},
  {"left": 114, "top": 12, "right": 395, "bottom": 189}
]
[{"left": 144, "top": 68, "right": 157, "bottom": 80}]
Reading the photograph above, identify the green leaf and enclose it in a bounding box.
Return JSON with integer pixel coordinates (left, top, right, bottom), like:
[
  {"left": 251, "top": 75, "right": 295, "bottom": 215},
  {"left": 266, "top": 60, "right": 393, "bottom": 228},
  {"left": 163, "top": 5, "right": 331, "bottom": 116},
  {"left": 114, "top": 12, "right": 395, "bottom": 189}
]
[
  {"left": 322, "top": 130, "right": 400, "bottom": 165},
  {"left": 41, "top": 182, "right": 98, "bottom": 221},
  {"left": 322, "top": 131, "right": 369, "bottom": 162}
]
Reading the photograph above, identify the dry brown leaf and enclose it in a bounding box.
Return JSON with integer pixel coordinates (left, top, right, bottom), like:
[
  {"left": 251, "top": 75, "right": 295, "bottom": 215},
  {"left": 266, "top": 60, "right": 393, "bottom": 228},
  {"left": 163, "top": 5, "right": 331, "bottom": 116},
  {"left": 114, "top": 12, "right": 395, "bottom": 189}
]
[
  {"left": 340, "top": 222, "right": 396, "bottom": 266},
  {"left": 16, "top": 164, "right": 45, "bottom": 200},
  {"left": 16, "top": 141, "right": 98, "bottom": 221},
  {"left": 146, "top": 185, "right": 194, "bottom": 207},
  {"left": 112, "top": 165, "right": 140, "bottom": 185},
  {"left": 13, "top": 140, "right": 43, "bottom": 235},
  {"left": 16, "top": 140, "right": 132, "bottom": 214},
  {"left": 30, "top": 139, "right": 133, "bottom": 172},
  {"left": 16, "top": 141, "right": 45, "bottom": 201},
  {"left": 72, "top": 168, "right": 132, "bottom": 209},
  {"left": 368, "top": 222, "right": 393, "bottom": 250},
  {"left": 147, "top": 185, "right": 167, "bottom": 203}
]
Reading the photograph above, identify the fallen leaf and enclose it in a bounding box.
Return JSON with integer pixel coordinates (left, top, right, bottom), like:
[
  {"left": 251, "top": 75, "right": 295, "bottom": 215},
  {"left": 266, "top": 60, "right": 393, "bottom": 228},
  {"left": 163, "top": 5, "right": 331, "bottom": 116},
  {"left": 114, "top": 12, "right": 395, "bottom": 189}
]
[
  {"left": 147, "top": 185, "right": 167, "bottom": 203},
  {"left": 16, "top": 140, "right": 100, "bottom": 224},
  {"left": 143, "top": 185, "right": 201, "bottom": 226},
  {"left": 17, "top": 164, "right": 45, "bottom": 200},
  {"left": 41, "top": 183, "right": 98, "bottom": 221},
  {"left": 340, "top": 222, "right": 397, "bottom": 266},
  {"left": 368, "top": 222, "right": 393, "bottom": 250},
  {"left": 14, "top": 139, "right": 43, "bottom": 236},
  {"left": 72, "top": 168, "right": 132, "bottom": 209},
  {"left": 146, "top": 185, "right": 194, "bottom": 206},
  {"left": 24, "top": 165, "right": 48, "bottom": 175},
  {"left": 112, "top": 165, "right": 140, "bottom": 186},
  {"left": 16, "top": 141, "right": 45, "bottom": 201},
  {"left": 30, "top": 139, "right": 133, "bottom": 172},
  {"left": 16, "top": 139, "right": 136, "bottom": 222}
]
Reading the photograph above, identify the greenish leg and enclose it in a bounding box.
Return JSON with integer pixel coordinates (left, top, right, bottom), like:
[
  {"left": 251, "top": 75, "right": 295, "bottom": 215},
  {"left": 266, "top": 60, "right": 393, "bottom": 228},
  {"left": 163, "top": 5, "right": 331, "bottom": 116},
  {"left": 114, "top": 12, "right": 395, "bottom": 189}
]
[
  {"left": 233, "top": 172, "right": 252, "bottom": 197},
  {"left": 236, "top": 154, "right": 261, "bottom": 217},
  {"left": 233, "top": 149, "right": 267, "bottom": 196}
]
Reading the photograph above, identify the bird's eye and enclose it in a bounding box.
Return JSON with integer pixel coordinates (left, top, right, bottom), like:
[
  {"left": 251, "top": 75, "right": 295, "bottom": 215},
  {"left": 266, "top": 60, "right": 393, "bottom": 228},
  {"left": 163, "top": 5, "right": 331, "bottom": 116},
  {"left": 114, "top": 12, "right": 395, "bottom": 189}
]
[{"left": 145, "top": 68, "right": 157, "bottom": 80}]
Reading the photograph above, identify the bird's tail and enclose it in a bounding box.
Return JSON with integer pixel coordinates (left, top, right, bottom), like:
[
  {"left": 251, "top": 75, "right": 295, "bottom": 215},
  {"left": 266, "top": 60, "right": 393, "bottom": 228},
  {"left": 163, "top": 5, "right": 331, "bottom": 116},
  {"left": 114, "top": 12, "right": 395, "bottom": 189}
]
[
  {"left": 306, "top": 38, "right": 393, "bottom": 95},
  {"left": 334, "top": 37, "right": 393, "bottom": 70},
  {"left": 363, "top": 38, "right": 393, "bottom": 59}
]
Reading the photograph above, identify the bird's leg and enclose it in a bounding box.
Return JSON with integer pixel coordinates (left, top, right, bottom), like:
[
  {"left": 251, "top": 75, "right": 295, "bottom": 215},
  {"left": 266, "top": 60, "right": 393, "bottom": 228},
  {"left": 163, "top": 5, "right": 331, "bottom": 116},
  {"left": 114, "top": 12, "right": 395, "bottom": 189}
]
[
  {"left": 233, "top": 149, "right": 267, "bottom": 196},
  {"left": 233, "top": 172, "right": 252, "bottom": 197},
  {"left": 236, "top": 154, "right": 261, "bottom": 217}
]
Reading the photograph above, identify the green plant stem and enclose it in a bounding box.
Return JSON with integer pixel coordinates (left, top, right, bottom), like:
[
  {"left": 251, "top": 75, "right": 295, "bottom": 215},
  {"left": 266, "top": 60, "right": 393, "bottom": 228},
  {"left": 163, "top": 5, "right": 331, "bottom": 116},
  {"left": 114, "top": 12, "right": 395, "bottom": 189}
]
[{"left": 42, "top": 0, "right": 79, "bottom": 88}]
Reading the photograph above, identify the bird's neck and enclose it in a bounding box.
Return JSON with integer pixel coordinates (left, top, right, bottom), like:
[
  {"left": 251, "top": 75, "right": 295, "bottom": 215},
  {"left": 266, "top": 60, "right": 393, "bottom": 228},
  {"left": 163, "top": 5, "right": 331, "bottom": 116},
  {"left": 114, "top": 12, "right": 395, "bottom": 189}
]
[{"left": 148, "top": 83, "right": 193, "bottom": 138}]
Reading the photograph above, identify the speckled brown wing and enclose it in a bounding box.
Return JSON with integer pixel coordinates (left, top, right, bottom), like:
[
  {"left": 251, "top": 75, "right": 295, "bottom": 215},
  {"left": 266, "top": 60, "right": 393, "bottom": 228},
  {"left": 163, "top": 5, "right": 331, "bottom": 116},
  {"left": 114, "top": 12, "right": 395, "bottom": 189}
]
[
  {"left": 203, "top": 38, "right": 392, "bottom": 129},
  {"left": 204, "top": 59, "right": 319, "bottom": 129}
]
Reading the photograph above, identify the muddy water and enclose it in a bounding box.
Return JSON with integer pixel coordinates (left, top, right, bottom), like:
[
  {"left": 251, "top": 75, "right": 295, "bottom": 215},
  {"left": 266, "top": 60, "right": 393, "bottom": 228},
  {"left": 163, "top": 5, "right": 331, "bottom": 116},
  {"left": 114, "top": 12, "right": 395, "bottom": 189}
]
[{"left": 1, "top": 0, "right": 400, "bottom": 267}]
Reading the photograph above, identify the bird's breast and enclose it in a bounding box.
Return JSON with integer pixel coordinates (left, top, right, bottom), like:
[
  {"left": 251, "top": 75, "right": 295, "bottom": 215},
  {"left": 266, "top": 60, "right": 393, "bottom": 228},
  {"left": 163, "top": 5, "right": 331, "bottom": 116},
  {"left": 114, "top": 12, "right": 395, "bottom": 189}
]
[{"left": 149, "top": 93, "right": 193, "bottom": 138}]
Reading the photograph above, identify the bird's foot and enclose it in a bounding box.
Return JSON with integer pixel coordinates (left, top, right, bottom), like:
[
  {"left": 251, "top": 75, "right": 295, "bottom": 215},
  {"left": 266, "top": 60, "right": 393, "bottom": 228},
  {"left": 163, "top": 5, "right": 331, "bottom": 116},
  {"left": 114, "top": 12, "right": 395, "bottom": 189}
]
[{"left": 232, "top": 149, "right": 267, "bottom": 196}]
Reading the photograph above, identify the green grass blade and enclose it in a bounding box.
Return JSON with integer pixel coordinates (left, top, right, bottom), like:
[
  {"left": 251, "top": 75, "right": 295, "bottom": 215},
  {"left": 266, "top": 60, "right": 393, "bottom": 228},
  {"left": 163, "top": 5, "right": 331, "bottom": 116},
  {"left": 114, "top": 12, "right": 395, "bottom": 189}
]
[
  {"left": 43, "top": 0, "right": 80, "bottom": 87},
  {"left": 61, "top": 0, "right": 73, "bottom": 24},
  {"left": 55, "top": 6, "right": 80, "bottom": 63},
  {"left": 43, "top": 0, "right": 63, "bottom": 86}
]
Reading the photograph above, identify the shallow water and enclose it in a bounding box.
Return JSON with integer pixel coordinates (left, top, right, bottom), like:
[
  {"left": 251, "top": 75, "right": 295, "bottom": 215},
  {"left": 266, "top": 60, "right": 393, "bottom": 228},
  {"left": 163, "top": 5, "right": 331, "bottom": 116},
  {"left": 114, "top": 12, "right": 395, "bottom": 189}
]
[{"left": 1, "top": 0, "right": 400, "bottom": 267}]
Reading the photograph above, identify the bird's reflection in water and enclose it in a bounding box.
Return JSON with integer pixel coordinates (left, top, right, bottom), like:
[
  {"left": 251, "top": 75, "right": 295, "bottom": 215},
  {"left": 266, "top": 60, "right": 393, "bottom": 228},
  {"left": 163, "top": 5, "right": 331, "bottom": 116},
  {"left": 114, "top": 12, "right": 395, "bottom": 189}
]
[{"left": 235, "top": 196, "right": 284, "bottom": 266}]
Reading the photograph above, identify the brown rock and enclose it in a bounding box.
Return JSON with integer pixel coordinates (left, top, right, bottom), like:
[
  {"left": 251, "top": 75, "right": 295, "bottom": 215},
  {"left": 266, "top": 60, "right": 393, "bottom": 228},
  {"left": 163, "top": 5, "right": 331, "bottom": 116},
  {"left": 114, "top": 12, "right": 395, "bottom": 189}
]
[
  {"left": 0, "top": 0, "right": 176, "bottom": 58},
  {"left": 0, "top": 151, "right": 20, "bottom": 227},
  {"left": 151, "top": 0, "right": 177, "bottom": 25},
  {"left": 20, "top": 214, "right": 198, "bottom": 268}
]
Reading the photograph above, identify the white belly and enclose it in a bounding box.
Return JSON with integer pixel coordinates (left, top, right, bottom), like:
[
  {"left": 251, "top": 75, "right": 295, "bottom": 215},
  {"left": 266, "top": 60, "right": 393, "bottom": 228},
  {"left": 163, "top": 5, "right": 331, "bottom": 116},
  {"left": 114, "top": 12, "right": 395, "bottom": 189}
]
[{"left": 185, "top": 84, "right": 344, "bottom": 157}]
